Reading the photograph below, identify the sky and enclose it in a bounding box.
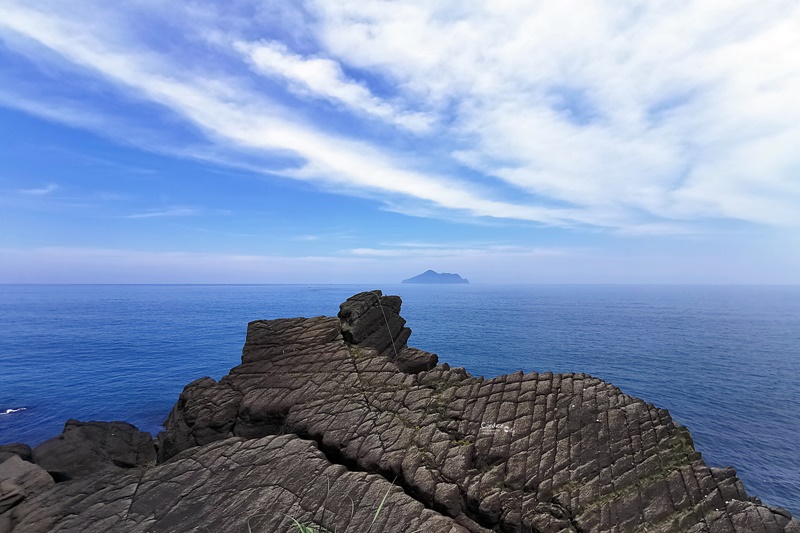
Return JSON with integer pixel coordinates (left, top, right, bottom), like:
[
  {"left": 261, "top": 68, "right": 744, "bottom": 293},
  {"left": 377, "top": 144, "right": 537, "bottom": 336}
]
[{"left": 1, "top": 1, "right": 799, "bottom": 284}]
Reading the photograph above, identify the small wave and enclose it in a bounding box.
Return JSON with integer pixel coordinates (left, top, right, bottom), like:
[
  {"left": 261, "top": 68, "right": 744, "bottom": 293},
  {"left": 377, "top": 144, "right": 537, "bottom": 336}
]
[{"left": 1, "top": 407, "right": 27, "bottom": 415}]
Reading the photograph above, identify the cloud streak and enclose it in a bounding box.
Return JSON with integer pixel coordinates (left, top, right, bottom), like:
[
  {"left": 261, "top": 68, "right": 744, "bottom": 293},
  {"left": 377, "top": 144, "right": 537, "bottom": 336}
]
[
  {"left": 0, "top": 2, "right": 588, "bottom": 227},
  {"left": 1, "top": 0, "right": 798, "bottom": 233},
  {"left": 314, "top": 1, "right": 800, "bottom": 225},
  {"left": 19, "top": 184, "right": 58, "bottom": 195},
  {"left": 4, "top": 241, "right": 796, "bottom": 284},
  {"left": 235, "top": 39, "right": 434, "bottom": 132},
  {"left": 124, "top": 207, "right": 198, "bottom": 219},
  {"left": 349, "top": 244, "right": 569, "bottom": 258}
]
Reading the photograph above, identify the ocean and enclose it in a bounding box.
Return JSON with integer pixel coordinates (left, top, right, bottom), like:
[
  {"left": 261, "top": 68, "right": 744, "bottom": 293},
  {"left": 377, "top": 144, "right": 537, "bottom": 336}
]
[{"left": 0, "top": 284, "right": 798, "bottom": 515}]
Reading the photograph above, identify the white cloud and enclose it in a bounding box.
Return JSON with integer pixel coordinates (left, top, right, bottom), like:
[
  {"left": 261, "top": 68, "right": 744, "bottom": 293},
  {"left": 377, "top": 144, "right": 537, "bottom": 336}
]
[
  {"left": 291, "top": 232, "right": 354, "bottom": 242},
  {"left": 0, "top": 246, "right": 380, "bottom": 284},
  {"left": 1, "top": 0, "right": 799, "bottom": 232},
  {"left": 4, "top": 240, "right": 795, "bottom": 284},
  {"left": 124, "top": 207, "right": 198, "bottom": 219},
  {"left": 0, "top": 245, "right": 574, "bottom": 284},
  {"left": 0, "top": 2, "right": 591, "bottom": 228},
  {"left": 235, "top": 40, "right": 434, "bottom": 132},
  {"left": 313, "top": 0, "right": 800, "bottom": 225},
  {"left": 348, "top": 244, "right": 568, "bottom": 258},
  {"left": 19, "top": 184, "right": 58, "bottom": 195}
]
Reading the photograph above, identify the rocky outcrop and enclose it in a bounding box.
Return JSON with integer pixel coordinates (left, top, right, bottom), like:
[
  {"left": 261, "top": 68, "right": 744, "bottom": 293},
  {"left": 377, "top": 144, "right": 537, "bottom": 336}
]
[
  {"left": 31, "top": 420, "right": 156, "bottom": 482},
  {"left": 338, "top": 291, "right": 436, "bottom": 373},
  {"left": 0, "top": 445, "right": 31, "bottom": 465},
  {"left": 1, "top": 291, "right": 797, "bottom": 532},
  {"left": 3, "top": 434, "right": 465, "bottom": 533},
  {"left": 338, "top": 291, "right": 411, "bottom": 355},
  {"left": 0, "top": 457, "right": 53, "bottom": 515}
]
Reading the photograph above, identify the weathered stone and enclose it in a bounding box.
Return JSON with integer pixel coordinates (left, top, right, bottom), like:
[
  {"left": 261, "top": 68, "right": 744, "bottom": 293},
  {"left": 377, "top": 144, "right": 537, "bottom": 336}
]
[
  {"left": 393, "top": 346, "right": 438, "bottom": 373},
  {"left": 4, "top": 435, "right": 471, "bottom": 533},
  {"left": 32, "top": 420, "right": 155, "bottom": 482},
  {"left": 338, "top": 290, "right": 411, "bottom": 356},
  {"left": 152, "top": 293, "right": 796, "bottom": 532},
  {"left": 0, "top": 456, "right": 53, "bottom": 514},
  {"left": 0, "top": 445, "right": 32, "bottom": 465}
]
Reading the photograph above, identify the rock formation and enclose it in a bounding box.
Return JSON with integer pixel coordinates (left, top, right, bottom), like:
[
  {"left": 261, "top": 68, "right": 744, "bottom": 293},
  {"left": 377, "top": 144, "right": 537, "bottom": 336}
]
[
  {"left": 0, "top": 446, "right": 31, "bottom": 466},
  {"left": 0, "top": 457, "right": 53, "bottom": 516},
  {"left": 31, "top": 420, "right": 156, "bottom": 482},
  {"left": 0, "top": 291, "right": 797, "bottom": 532}
]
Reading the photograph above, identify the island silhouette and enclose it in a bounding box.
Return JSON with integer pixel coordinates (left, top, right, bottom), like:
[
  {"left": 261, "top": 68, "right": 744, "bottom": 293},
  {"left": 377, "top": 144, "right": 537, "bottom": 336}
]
[{"left": 401, "top": 269, "right": 469, "bottom": 284}]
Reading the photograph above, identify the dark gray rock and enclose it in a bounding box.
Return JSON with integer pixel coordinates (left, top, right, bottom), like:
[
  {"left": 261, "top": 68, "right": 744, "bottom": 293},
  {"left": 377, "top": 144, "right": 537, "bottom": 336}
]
[
  {"left": 4, "top": 435, "right": 469, "bottom": 533},
  {"left": 338, "top": 290, "right": 411, "bottom": 356},
  {"left": 394, "top": 346, "right": 438, "bottom": 374},
  {"left": 32, "top": 420, "right": 155, "bottom": 482},
  {"left": 153, "top": 293, "right": 797, "bottom": 532},
  {"left": 0, "top": 456, "right": 53, "bottom": 515},
  {"left": 155, "top": 376, "right": 242, "bottom": 462},
  {"left": 0, "top": 445, "right": 32, "bottom": 465}
]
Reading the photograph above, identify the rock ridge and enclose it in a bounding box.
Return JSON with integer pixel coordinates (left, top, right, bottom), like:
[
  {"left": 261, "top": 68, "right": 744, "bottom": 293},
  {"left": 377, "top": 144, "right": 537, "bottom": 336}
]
[{"left": 1, "top": 290, "right": 797, "bottom": 532}]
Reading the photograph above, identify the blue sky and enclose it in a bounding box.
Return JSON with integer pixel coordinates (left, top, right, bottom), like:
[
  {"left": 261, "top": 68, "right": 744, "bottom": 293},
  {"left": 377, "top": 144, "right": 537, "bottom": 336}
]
[{"left": 1, "top": 1, "right": 799, "bottom": 283}]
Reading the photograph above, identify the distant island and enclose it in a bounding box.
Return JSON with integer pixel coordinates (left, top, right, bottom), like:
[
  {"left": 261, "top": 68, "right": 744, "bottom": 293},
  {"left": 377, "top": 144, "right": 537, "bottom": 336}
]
[{"left": 402, "top": 269, "right": 469, "bottom": 284}]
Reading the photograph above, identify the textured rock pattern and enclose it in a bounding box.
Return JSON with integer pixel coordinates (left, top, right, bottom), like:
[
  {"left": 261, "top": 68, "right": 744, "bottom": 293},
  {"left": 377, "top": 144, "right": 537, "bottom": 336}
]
[
  {"left": 4, "top": 434, "right": 466, "bottom": 533},
  {"left": 155, "top": 291, "right": 797, "bottom": 532},
  {"left": 338, "top": 291, "right": 411, "bottom": 356},
  {"left": 0, "top": 445, "right": 32, "bottom": 465},
  {"left": 1, "top": 291, "right": 797, "bottom": 532},
  {"left": 0, "top": 457, "right": 54, "bottom": 516},
  {"left": 32, "top": 420, "right": 156, "bottom": 482}
]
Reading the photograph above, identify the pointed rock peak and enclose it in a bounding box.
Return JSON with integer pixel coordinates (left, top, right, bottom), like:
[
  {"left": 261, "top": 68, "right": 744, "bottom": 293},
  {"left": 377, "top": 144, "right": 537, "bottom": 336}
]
[{"left": 338, "top": 291, "right": 409, "bottom": 354}]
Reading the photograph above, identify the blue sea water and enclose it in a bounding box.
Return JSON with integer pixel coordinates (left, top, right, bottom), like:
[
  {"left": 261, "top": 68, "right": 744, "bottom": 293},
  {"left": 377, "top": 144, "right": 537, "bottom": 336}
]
[{"left": 0, "top": 284, "right": 798, "bottom": 515}]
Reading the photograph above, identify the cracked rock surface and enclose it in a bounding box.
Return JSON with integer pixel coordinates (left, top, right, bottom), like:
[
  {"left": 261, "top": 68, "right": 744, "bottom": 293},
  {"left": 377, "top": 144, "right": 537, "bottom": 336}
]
[
  {"left": 3, "top": 434, "right": 463, "bottom": 533},
  {"left": 2, "top": 291, "right": 798, "bottom": 532},
  {"left": 32, "top": 420, "right": 156, "bottom": 482}
]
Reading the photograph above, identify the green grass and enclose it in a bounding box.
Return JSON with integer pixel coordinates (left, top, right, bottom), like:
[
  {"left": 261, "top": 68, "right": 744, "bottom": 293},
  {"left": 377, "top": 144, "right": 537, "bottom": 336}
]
[{"left": 289, "top": 517, "right": 322, "bottom": 533}]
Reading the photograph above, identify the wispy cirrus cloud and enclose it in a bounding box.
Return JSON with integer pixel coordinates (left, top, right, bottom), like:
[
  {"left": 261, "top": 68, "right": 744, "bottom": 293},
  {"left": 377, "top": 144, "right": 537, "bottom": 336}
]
[
  {"left": 0, "top": 246, "right": 380, "bottom": 284},
  {"left": 313, "top": 1, "right": 800, "bottom": 226},
  {"left": 348, "top": 244, "right": 569, "bottom": 259},
  {"left": 1, "top": 239, "right": 798, "bottom": 284},
  {"left": 292, "top": 232, "right": 353, "bottom": 242},
  {"left": 235, "top": 40, "right": 434, "bottom": 133},
  {"left": 124, "top": 207, "right": 198, "bottom": 219},
  {"left": 1, "top": 0, "right": 798, "bottom": 235},
  {"left": 0, "top": 2, "right": 584, "bottom": 228},
  {"left": 19, "top": 183, "right": 58, "bottom": 195}
]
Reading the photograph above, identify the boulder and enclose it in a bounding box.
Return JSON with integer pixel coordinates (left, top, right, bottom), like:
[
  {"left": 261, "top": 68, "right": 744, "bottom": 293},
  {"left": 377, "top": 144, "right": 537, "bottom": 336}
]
[
  {"left": 0, "top": 445, "right": 32, "bottom": 465},
  {"left": 338, "top": 290, "right": 411, "bottom": 356},
  {"left": 32, "top": 420, "right": 155, "bottom": 482},
  {"left": 394, "top": 346, "right": 438, "bottom": 374},
  {"left": 0, "top": 456, "right": 53, "bottom": 514}
]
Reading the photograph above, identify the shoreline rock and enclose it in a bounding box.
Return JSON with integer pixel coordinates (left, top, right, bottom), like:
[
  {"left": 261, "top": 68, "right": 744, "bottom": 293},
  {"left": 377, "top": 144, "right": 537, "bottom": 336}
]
[
  {"left": 1, "top": 291, "right": 797, "bottom": 532},
  {"left": 31, "top": 420, "right": 156, "bottom": 483}
]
